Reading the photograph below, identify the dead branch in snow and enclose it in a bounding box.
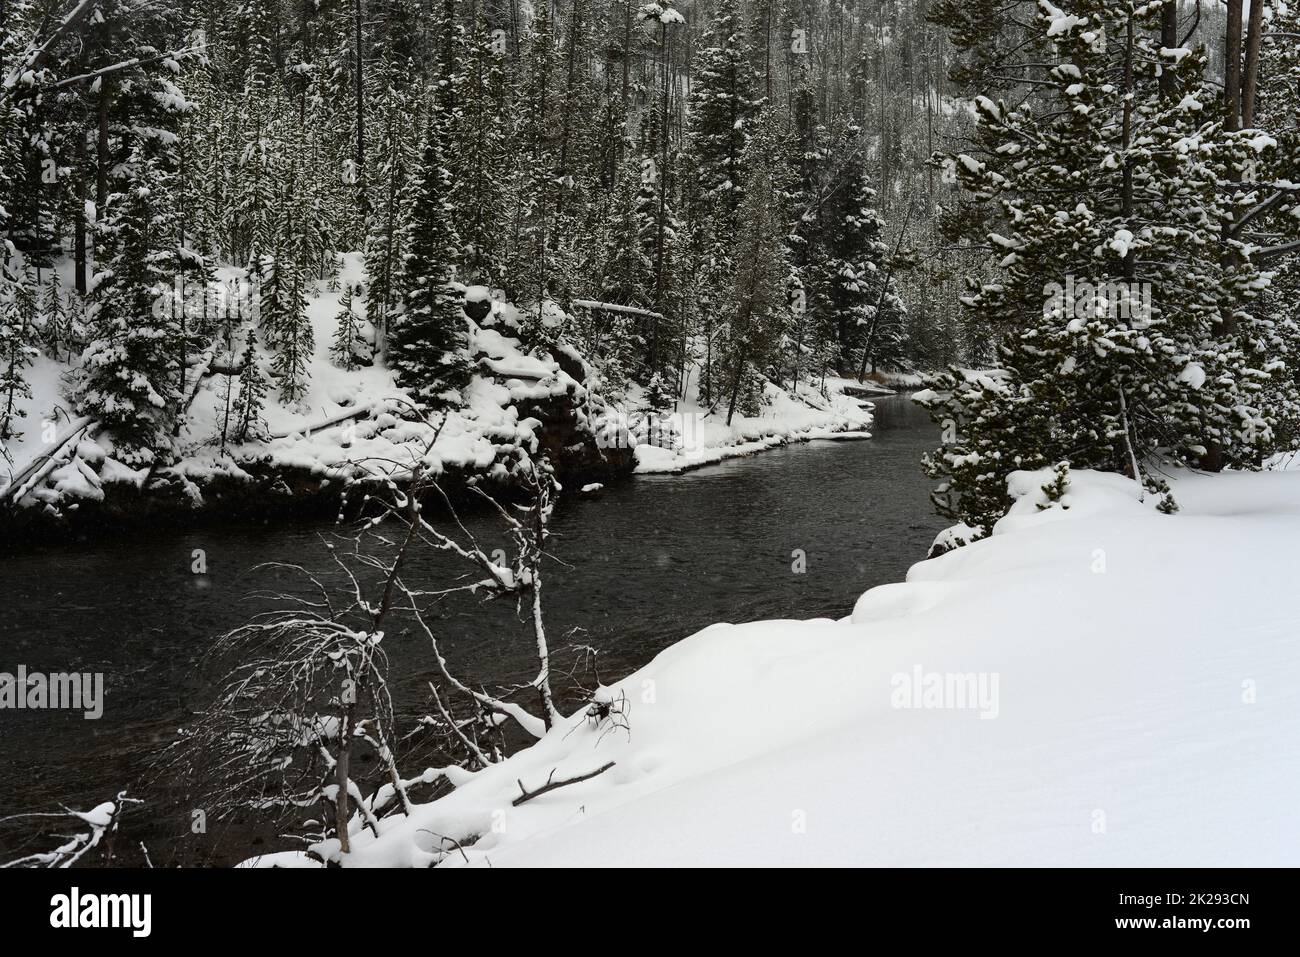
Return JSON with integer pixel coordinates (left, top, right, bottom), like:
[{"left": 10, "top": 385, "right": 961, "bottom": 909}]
[{"left": 512, "top": 762, "right": 616, "bottom": 807}]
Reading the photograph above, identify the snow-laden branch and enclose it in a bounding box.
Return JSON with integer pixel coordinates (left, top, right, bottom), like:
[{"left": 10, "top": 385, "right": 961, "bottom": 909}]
[
  {"left": 570, "top": 299, "right": 665, "bottom": 321},
  {"left": 1, "top": 790, "right": 140, "bottom": 868},
  {"left": 46, "top": 44, "right": 204, "bottom": 90},
  {"left": 1, "top": 0, "right": 97, "bottom": 90}
]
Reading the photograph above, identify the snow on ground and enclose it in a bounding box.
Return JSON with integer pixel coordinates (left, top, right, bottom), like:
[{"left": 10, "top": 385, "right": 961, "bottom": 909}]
[
  {"left": 3, "top": 251, "right": 879, "bottom": 508},
  {"left": 823, "top": 373, "right": 898, "bottom": 396},
  {"left": 172, "top": 256, "right": 590, "bottom": 489},
  {"left": 2, "top": 257, "right": 609, "bottom": 508},
  {"left": 629, "top": 372, "right": 873, "bottom": 475},
  {"left": 248, "top": 464, "right": 1300, "bottom": 867},
  {"left": 0, "top": 353, "right": 73, "bottom": 478}
]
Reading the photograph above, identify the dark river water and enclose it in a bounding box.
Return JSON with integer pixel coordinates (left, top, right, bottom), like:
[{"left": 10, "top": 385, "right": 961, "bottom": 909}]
[{"left": 0, "top": 393, "right": 940, "bottom": 865}]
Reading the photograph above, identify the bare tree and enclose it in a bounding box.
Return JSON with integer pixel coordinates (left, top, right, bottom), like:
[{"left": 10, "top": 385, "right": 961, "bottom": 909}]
[{"left": 168, "top": 400, "right": 573, "bottom": 864}]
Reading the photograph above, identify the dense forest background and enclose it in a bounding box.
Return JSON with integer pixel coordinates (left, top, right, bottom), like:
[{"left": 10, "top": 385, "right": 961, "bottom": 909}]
[
  {"left": 1, "top": 1, "right": 1298, "bottom": 530},
  {"left": 0, "top": 0, "right": 984, "bottom": 457}
]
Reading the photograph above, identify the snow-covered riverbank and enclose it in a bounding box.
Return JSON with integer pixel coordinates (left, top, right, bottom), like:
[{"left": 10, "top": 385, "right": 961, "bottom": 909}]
[
  {"left": 629, "top": 377, "right": 871, "bottom": 474},
  {"left": 251, "top": 463, "right": 1300, "bottom": 867},
  {"left": 1, "top": 255, "right": 874, "bottom": 529}
]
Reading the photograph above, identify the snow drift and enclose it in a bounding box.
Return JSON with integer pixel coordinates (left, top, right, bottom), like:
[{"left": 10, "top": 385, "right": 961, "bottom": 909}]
[{"left": 247, "top": 464, "right": 1300, "bottom": 867}]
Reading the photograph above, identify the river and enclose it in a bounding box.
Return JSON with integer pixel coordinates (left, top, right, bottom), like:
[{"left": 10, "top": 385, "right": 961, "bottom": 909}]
[{"left": 0, "top": 393, "right": 940, "bottom": 865}]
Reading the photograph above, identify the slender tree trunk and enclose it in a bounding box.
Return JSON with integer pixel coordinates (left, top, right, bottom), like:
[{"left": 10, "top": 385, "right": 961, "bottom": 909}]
[
  {"left": 1159, "top": 0, "right": 1179, "bottom": 99},
  {"left": 96, "top": 87, "right": 110, "bottom": 210},
  {"left": 335, "top": 708, "right": 353, "bottom": 856},
  {"left": 1241, "top": 0, "right": 1264, "bottom": 127},
  {"left": 1224, "top": 0, "right": 1243, "bottom": 131},
  {"left": 554, "top": 0, "right": 582, "bottom": 219},
  {"left": 725, "top": 347, "right": 748, "bottom": 425},
  {"left": 73, "top": 132, "right": 88, "bottom": 295},
  {"left": 354, "top": 0, "right": 367, "bottom": 220}
]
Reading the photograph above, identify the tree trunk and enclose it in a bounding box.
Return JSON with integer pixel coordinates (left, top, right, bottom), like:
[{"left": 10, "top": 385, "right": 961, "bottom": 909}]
[
  {"left": 354, "top": 0, "right": 367, "bottom": 220},
  {"left": 335, "top": 708, "right": 353, "bottom": 856},
  {"left": 1224, "top": 0, "right": 1243, "bottom": 131},
  {"left": 73, "top": 131, "right": 88, "bottom": 295},
  {"left": 725, "top": 349, "right": 747, "bottom": 426},
  {"left": 1241, "top": 0, "right": 1264, "bottom": 127},
  {"left": 96, "top": 86, "right": 110, "bottom": 210},
  {"left": 1159, "top": 0, "right": 1178, "bottom": 100}
]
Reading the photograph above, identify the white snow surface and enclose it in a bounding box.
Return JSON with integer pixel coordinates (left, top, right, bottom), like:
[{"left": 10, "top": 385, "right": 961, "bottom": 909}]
[
  {"left": 248, "top": 465, "right": 1300, "bottom": 867},
  {"left": 630, "top": 373, "right": 872, "bottom": 475}
]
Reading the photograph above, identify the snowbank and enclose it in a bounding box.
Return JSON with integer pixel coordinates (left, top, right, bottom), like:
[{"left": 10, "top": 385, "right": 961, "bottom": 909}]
[
  {"left": 2, "top": 258, "right": 626, "bottom": 515},
  {"left": 248, "top": 464, "right": 1300, "bottom": 867},
  {"left": 3, "top": 253, "right": 874, "bottom": 517},
  {"left": 630, "top": 378, "right": 872, "bottom": 475}
]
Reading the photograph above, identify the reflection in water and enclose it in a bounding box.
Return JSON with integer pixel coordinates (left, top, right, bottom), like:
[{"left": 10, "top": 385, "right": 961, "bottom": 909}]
[{"left": 0, "top": 393, "right": 940, "bottom": 863}]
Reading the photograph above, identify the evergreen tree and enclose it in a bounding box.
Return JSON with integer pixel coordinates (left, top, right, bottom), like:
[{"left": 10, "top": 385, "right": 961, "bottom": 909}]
[
  {"left": 601, "top": 150, "right": 654, "bottom": 311},
  {"left": 1256, "top": 0, "right": 1300, "bottom": 410},
  {"left": 690, "top": 0, "right": 761, "bottom": 223},
  {"left": 830, "top": 144, "right": 908, "bottom": 375},
  {"left": 719, "top": 111, "right": 792, "bottom": 423},
  {"left": 388, "top": 118, "right": 471, "bottom": 409},
  {"left": 921, "top": 0, "right": 1300, "bottom": 536},
  {"left": 690, "top": 0, "right": 763, "bottom": 398},
  {"left": 330, "top": 283, "right": 367, "bottom": 370},
  {"left": 506, "top": 1, "right": 564, "bottom": 317},
  {"left": 41, "top": 263, "right": 67, "bottom": 359},
  {"left": 363, "top": 72, "right": 417, "bottom": 354},
  {"left": 0, "top": 260, "right": 35, "bottom": 441},
  {"left": 451, "top": 13, "right": 510, "bottom": 285},
  {"left": 231, "top": 327, "right": 269, "bottom": 443},
  {"left": 270, "top": 257, "right": 313, "bottom": 404},
  {"left": 76, "top": 147, "right": 183, "bottom": 463}
]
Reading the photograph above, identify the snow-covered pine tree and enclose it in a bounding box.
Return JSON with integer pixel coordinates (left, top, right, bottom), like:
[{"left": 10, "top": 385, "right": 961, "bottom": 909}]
[
  {"left": 270, "top": 256, "right": 313, "bottom": 405},
  {"left": 505, "top": 0, "right": 563, "bottom": 320},
  {"left": 643, "top": 370, "right": 673, "bottom": 413},
  {"left": 363, "top": 71, "right": 417, "bottom": 356},
  {"left": 921, "top": 0, "right": 1300, "bottom": 537},
  {"left": 257, "top": 248, "right": 289, "bottom": 347},
  {"left": 451, "top": 8, "right": 510, "bottom": 286},
  {"left": 330, "top": 284, "right": 367, "bottom": 370},
  {"left": 635, "top": 104, "right": 683, "bottom": 377},
  {"left": 387, "top": 113, "right": 471, "bottom": 409},
  {"left": 812, "top": 122, "right": 907, "bottom": 375},
  {"left": 690, "top": 0, "right": 761, "bottom": 228},
  {"left": 76, "top": 146, "right": 184, "bottom": 464},
  {"left": 602, "top": 148, "right": 654, "bottom": 312},
  {"left": 690, "top": 0, "right": 762, "bottom": 398},
  {"left": 40, "top": 264, "right": 66, "bottom": 359},
  {"left": 1253, "top": 0, "right": 1300, "bottom": 391},
  {"left": 0, "top": 258, "right": 35, "bottom": 441},
  {"left": 230, "top": 0, "right": 281, "bottom": 267},
  {"left": 13, "top": 261, "right": 38, "bottom": 341},
  {"left": 719, "top": 110, "right": 792, "bottom": 424},
  {"left": 231, "top": 327, "right": 269, "bottom": 443}
]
